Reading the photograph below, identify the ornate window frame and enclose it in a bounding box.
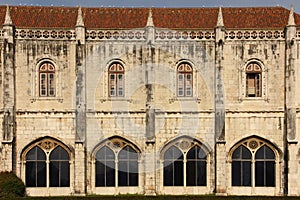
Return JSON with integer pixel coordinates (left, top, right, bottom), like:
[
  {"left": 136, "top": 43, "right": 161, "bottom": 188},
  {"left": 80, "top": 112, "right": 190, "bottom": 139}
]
[
  {"left": 227, "top": 137, "right": 281, "bottom": 195},
  {"left": 91, "top": 137, "right": 142, "bottom": 194},
  {"left": 169, "top": 60, "right": 201, "bottom": 103},
  {"left": 159, "top": 136, "right": 211, "bottom": 194},
  {"left": 31, "top": 58, "right": 63, "bottom": 103},
  {"left": 239, "top": 59, "right": 268, "bottom": 102},
  {"left": 20, "top": 137, "right": 72, "bottom": 192}
]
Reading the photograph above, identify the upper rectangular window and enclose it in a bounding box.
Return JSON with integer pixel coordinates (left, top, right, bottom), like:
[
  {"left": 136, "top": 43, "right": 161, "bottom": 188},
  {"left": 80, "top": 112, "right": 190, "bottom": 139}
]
[
  {"left": 109, "top": 63, "right": 124, "bottom": 97},
  {"left": 39, "top": 62, "right": 55, "bottom": 97},
  {"left": 177, "top": 63, "right": 193, "bottom": 97},
  {"left": 246, "top": 63, "right": 261, "bottom": 97}
]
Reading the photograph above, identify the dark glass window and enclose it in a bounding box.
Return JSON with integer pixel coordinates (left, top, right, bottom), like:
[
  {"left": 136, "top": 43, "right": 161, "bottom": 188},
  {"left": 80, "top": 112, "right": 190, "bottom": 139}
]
[
  {"left": 163, "top": 146, "right": 183, "bottom": 186},
  {"left": 49, "top": 146, "right": 70, "bottom": 187},
  {"left": 96, "top": 146, "right": 115, "bottom": 187},
  {"left": 232, "top": 145, "right": 252, "bottom": 186},
  {"left": 109, "top": 63, "right": 124, "bottom": 97},
  {"left": 39, "top": 62, "right": 55, "bottom": 97},
  {"left": 26, "top": 147, "right": 46, "bottom": 187},
  {"left": 186, "top": 146, "right": 207, "bottom": 186},
  {"left": 255, "top": 145, "right": 275, "bottom": 187},
  {"left": 118, "top": 146, "right": 138, "bottom": 186}
]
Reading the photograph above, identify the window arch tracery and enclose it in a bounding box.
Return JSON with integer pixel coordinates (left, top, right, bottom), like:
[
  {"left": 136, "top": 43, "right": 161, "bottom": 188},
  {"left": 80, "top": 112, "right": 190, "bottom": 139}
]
[
  {"left": 161, "top": 137, "right": 208, "bottom": 187},
  {"left": 230, "top": 138, "right": 277, "bottom": 187},
  {"left": 94, "top": 137, "right": 140, "bottom": 187},
  {"left": 23, "top": 138, "right": 71, "bottom": 188}
]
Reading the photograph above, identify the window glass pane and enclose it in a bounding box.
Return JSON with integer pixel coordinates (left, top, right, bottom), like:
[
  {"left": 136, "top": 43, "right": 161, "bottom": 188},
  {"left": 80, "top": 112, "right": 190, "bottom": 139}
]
[
  {"left": 163, "top": 161, "right": 173, "bottom": 186},
  {"left": 242, "top": 146, "right": 252, "bottom": 159},
  {"left": 118, "top": 161, "right": 128, "bottom": 186},
  {"left": 96, "top": 146, "right": 115, "bottom": 187},
  {"left": 265, "top": 146, "right": 275, "bottom": 159},
  {"left": 37, "top": 162, "right": 46, "bottom": 187},
  {"left": 266, "top": 161, "right": 275, "bottom": 186},
  {"left": 174, "top": 160, "right": 183, "bottom": 186},
  {"left": 232, "top": 146, "right": 242, "bottom": 159},
  {"left": 26, "top": 162, "right": 36, "bottom": 187},
  {"left": 106, "top": 161, "right": 115, "bottom": 186},
  {"left": 255, "top": 161, "right": 264, "bottom": 186},
  {"left": 50, "top": 162, "right": 59, "bottom": 187},
  {"left": 232, "top": 161, "right": 241, "bottom": 186},
  {"left": 60, "top": 162, "right": 70, "bottom": 187},
  {"left": 50, "top": 146, "right": 69, "bottom": 160},
  {"left": 197, "top": 161, "right": 207, "bottom": 186},
  {"left": 186, "top": 161, "right": 196, "bottom": 186},
  {"left": 242, "top": 161, "right": 251, "bottom": 186},
  {"left": 96, "top": 161, "right": 105, "bottom": 186}
]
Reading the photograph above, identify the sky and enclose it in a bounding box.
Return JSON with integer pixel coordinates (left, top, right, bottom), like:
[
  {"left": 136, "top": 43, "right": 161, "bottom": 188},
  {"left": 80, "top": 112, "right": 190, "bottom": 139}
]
[{"left": 0, "top": 0, "right": 299, "bottom": 13}]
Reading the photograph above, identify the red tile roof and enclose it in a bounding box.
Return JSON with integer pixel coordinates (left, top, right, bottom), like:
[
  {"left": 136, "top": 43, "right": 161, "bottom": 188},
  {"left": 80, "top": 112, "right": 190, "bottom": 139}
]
[{"left": 0, "top": 6, "right": 299, "bottom": 29}]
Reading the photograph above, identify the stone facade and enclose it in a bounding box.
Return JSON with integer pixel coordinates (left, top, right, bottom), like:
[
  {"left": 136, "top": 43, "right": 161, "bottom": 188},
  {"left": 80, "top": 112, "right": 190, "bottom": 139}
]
[{"left": 0, "top": 5, "right": 300, "bottom": 196}]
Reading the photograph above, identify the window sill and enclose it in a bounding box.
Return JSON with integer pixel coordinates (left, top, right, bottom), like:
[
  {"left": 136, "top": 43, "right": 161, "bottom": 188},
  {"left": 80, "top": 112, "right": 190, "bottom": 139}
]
[
  {"left": 99, "top": 98, "right": 132, "bottom": 103},
  {"left": 238, "top": 97, "right": 269, "bottom": 103},
  {"left": 169, "top": 97, "right": 201, "bottom": 104},
  {"left": 30, "top": 97, "right": 63, "bottom": 103}
]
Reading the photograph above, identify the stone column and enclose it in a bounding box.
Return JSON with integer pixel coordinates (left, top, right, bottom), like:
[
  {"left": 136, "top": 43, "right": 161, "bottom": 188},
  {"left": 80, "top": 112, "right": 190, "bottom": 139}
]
[
  {"left": 284, "top": 5, "right": 297, "bottom": 196},
  {"left": 74, "top": 7, "right": 87, "bottom": 195},
  {"left": 214, "top": 7, "right": 227, "bottom": 195},
  {"left": 2, "top": 5, "right": 16, "bottom": 173}
]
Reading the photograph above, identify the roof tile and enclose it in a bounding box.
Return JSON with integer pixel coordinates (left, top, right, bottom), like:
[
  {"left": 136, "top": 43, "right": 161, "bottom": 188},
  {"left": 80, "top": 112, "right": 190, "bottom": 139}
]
[{"left": 0, "top": 6, "right": 299, "bottom": 29}]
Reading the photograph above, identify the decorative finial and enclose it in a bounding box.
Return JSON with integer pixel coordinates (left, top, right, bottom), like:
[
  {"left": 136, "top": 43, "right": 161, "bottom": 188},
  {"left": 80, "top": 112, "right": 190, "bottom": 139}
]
[
  {"left": 76, "top": 6, "right": 84, "bottom": 27},
  {"left": 288, "top": 5, "right": 296, "bottom": 26},
  {"left": 146, "top": 8, "right": 154, "bottom": 27},
  {"left": 4, "top": 5, "right": 12, "bottom": 25},
  {"left": 216, "top": 7, "right": 224, "bottom": 27}
]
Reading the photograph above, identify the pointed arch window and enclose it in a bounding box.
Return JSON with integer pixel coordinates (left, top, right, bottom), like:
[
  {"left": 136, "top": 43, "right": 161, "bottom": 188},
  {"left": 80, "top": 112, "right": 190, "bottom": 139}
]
[
  {"left": 39, "top": 62, "right": 55, "bottom": 97},
  {"left": 246, "top": 63, "right": 262, "bottom": 97},
  {"left": 231, "top": 140, "right": 276, "bottom": 187},
  {"left": 109, "top": 63, "right": 124, "bottom": 97},
  {"left": 25, "top": 142, "right": 70, "bottom": 188},
  {"left": 177, "top": 63, "right": 193, "bottom": 97},
  {"left": 95, "top": 143, "right": 139, "bottom": 187},
  {"left": 163, "top": 143, "right": 207, "bottom": 187}
]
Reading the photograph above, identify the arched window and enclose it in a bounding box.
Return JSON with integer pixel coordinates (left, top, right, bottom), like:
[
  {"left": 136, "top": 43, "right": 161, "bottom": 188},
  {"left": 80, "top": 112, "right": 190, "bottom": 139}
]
[
  {"left": 231, "top": 139, "right": 276, "bottom": 187},
  {"left": 39, "top": 62, "right": 55, "bottom": 97},
  {"left": 177, "top": 63, "right": 193, "bottom": 97},
  {"left": 108, "top": 63, "right": 124, "bottom": 97},
  {"left": 186, "top": 146, "right": 207, "bottom": 186},
  {"left": 26, "top": 146, "right": 46, "bottom": 187},
  {"left": 232, "top": 146, "right": 252, "bottom": 186},
  {"left": 164, "top": 146, "right": 183, "bottom": 186},
  {"left": 95, "top": 140, "right": 139, "bottom": 187},
  {"left": 246, "top": 63, "right": 261, "bottom": 97},
  {"left": 255, "top": 145, "right": 275, "bottom": 187},
  {"left": 24, "top": 139, "right": 70, "bottom": 188},
  {"left": 49, "top": 146, "right": 70, "bottom": 187},
  {"left": 163, "top": 141, "right": 207, "bottom": 187},
  {"left": 118, "top": 146, "right": 138, "bottom": 186},
  {"left": 96, "top": 146, "right": 115, "bottom": 187}
]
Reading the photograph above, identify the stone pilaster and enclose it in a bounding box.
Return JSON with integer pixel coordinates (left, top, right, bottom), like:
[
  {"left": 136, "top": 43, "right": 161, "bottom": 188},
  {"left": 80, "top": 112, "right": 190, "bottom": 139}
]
[
  {"left": 284, "top": 5, "right": 297, "bottom": 196},
  {"left": 74, "top": 6, "right": 87, "bottom": 195},
  {"left": 2, "top": 5, "right": 16, "bottom": 173},
  {"left": 214, "top": 7, "right": 226, "bottom": 195}
]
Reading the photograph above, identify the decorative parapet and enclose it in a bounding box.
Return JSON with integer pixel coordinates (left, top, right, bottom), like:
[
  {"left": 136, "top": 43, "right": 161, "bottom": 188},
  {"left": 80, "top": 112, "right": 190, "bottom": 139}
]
[
  {"left": 85, "top": 29, "right": 145, "bottom": 41},
  {"left": 7, "top": 28, "right": 297, "bottom": 41},
  {"left": 225, "top": 29, "right": 285, "bottom": 40},
  {"left": 155, "top": 29, "right": 215, "bottom": 41},
  {"left": 15, "top": 29, "right": 76, "bottom": 40}
]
